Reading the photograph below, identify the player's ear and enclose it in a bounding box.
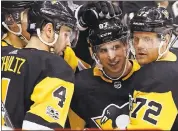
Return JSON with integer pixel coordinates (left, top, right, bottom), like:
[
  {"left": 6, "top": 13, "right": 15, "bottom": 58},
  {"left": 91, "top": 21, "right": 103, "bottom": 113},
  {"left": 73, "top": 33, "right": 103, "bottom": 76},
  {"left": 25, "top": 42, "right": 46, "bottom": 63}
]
[
  {"left": 43, "top": 23, "right": 54, "bottom": 39},
  {"left": 164, "top": 33, "right": 171, "bottom": 45}
]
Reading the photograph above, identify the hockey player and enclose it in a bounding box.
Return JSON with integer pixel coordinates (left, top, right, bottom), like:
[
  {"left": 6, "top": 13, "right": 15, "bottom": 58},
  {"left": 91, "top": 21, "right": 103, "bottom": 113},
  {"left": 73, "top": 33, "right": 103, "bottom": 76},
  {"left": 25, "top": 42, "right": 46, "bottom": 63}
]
[
  {"left": 1, "top": 1, "right": 90, "bottom": 73},
  {"left": 1, "top": 1, "right": 76, "bottom": 130},
  {"left": 73, "top": 1, "right": 123, "bottom": 66},
  {"left": 63, "top": 1, "right": 122, "bottom": 72},
  {"left": 128, "top": 6, "right": 178, "bottom": 130},
  {"left": 1, "top": 1, "right": 33, "bottom": 48},
  {"left": 68, "top": 17, "right": 140, "bottom": 130}
]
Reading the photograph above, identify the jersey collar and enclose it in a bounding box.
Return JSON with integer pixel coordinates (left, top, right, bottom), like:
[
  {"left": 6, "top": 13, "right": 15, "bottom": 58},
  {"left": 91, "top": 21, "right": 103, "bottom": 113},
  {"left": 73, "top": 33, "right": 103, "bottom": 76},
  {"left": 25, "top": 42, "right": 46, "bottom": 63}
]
[
  {"left": 158, "top": 51, "right": 177, "bottom": 62},
  {"left": 93, "top": 60, "right": 140, "bottom": 83}
]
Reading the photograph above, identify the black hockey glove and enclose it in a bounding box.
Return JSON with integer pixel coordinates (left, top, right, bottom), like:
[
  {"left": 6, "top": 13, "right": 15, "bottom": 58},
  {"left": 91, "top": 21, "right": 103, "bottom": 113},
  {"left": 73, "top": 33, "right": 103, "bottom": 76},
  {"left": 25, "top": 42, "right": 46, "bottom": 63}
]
[{"left": 75, "top": 1, "right": 122, "bottom": 30}]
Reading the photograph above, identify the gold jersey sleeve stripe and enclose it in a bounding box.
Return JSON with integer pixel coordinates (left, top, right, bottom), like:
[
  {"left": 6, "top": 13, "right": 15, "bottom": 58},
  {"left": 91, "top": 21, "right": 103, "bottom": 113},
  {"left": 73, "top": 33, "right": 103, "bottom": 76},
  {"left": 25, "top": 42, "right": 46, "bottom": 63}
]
[{"left": 28, "top": 77, "right": 74, "bottom": 127}]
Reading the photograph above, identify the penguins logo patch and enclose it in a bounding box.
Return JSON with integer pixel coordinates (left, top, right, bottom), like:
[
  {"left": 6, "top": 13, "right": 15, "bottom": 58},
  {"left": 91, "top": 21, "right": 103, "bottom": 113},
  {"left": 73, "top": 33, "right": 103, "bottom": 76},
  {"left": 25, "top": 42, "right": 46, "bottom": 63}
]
[{"left": 91, "top": 103, "right": 130, "bottom": 130}]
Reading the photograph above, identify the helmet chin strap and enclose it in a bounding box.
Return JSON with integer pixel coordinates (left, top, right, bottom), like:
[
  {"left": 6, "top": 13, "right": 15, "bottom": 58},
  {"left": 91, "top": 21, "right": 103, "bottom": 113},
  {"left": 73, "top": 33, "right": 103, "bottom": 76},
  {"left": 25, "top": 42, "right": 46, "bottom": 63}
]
[
  {"left": 130, "top": 39, "right": 136, "bottom": 60},
  {"left": 156, "top": 41, "right": 165, "bottom": 60},
  {"left": 156, "top": 37, "right": 172, "bottom": 61},
  {"left": 2, "top": 22, "right": 22, "bottom": 35},
  {"left": 36, "top": 28, "right": 59, "bottom": 46},
  {"left": 93, "top": 48, "right": 130, "bottom": 81},
  {"left": 2, "top": 22, "right": 29, "bottom": 43},
  {"left": 101, "top": 60, "right": 128, "bottom": 81},
  {"left": 92, "top": 53, "right": 102, "bottom": 69}
]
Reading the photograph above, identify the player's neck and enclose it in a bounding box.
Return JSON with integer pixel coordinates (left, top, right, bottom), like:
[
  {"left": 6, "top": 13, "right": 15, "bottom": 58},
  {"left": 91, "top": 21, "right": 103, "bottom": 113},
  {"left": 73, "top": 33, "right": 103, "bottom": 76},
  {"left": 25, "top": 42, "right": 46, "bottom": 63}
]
[
  {"left": 4, "top": 32, "right": 26, "bottom": 48},
  {"left": 26, "top": 36, "right": 50, "bottom": 52},
  {"left": 122, "top": 60, "right": 133, "bottom": 78},
  {"left": 103, "top": 60, "right": 132, "bottom": 79}
]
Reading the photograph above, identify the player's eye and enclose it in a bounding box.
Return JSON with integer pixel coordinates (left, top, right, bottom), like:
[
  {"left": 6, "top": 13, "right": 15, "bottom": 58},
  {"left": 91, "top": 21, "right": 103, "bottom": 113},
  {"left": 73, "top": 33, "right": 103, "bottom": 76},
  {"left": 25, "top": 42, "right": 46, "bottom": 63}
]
[
  {"left": 113, "top": 44, "right": 121, "bottom": 50},
  {"left": 143, "top": 37, "right": 152, "bottom": 42},
  {"left": 99, "top": 48, "right": 108, "bottom": 53},
  {"left": 133, "top": 37, "right": 139, "bottom": 42},
  {"left": 64, "top": 32, "right": 69, "bottom": 37}
]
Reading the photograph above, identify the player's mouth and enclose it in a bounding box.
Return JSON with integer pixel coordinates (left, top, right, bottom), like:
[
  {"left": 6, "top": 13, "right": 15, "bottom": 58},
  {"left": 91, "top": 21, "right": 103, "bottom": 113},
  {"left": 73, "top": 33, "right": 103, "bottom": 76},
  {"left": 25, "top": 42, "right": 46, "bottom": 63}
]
[
  {"left": 108, "top": 61, "right": 119, "bottom": 67},
  {"left": 136, "top": 52, "right": 147, "bottom": 58}
]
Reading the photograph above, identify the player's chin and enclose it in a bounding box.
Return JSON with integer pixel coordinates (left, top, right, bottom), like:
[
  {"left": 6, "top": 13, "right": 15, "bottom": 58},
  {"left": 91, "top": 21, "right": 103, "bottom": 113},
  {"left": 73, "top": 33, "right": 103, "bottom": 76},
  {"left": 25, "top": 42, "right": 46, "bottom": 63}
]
[
  {"left": 108, "top": 65, "right": 123, "bottom": 74},
  {"left": 136, "top": 58, "right": 150, "bottom": 66},
  {"left": 57, "top": 48, "right": 65, "bottom": 56},
  {"left": 59, "top": 51, "right": 63, "bottom": 56}
]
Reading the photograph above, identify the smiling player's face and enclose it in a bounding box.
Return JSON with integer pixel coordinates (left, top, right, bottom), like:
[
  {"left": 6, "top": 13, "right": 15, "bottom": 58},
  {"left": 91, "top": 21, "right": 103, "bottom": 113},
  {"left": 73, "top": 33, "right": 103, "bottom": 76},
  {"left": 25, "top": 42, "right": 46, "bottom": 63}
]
[{"left": 96, "top": 40, "right": 128, "bottom": 78}]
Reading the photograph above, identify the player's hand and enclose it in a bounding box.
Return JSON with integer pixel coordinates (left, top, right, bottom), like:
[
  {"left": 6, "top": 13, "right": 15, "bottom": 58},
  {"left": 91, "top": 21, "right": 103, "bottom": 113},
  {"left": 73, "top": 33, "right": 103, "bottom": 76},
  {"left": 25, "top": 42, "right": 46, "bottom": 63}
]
[{"left": 75, "top": 1, "right": 122, "bottom": 29}]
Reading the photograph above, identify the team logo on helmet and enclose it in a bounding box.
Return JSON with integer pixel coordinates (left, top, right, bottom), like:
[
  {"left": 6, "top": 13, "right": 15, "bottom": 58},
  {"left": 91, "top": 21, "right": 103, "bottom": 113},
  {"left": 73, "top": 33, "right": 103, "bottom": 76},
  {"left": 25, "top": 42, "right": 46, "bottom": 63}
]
[
  {"left": 162, "top": 9, "right": 169, "bottom": 19},
  {"left": 100, "top": 32, "right": 112, "bottom": 38},
  {"left": 51, "top": 0, "right": 57, "bottom": 4}
]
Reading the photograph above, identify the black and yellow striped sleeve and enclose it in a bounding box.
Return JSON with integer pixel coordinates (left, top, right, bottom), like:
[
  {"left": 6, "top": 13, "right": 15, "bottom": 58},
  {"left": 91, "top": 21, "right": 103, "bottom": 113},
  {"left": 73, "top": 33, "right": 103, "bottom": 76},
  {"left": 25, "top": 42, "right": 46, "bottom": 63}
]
[
  {"left": 23, "top": 77, "right": 74, "bottom": 130},
  {"left": 64, "top": 47, "right": 91, "bottom": 72}
]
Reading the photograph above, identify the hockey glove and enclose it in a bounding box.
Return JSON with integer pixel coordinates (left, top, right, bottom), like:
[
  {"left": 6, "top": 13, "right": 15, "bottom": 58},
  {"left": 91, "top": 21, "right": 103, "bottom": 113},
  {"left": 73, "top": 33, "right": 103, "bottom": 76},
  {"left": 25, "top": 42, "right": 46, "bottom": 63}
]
[{"left": 75, "top": 1, "right": 122, "bottom": 30}]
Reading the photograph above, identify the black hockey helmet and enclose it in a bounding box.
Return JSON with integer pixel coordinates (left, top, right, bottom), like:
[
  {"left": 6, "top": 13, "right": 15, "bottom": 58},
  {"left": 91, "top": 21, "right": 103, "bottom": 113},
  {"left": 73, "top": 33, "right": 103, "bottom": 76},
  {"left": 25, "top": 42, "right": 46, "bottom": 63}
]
[
  {"left": 2, "top": 1, "right": 34, "bottom": 24},
  {"left": 130, "top": 6, "right": 173, "bottom": 35},
  {"left": 1, "top": 8, "right": 7, "bottom": 34},
  {"left": 88, "top": 17, "right": 129, "bottom": 49},
  {"left": 2, "top": 1, "right": 34, "bottom": 9},
  {"left": 27, "top": 1, "right": 77, "bottom": 35}
]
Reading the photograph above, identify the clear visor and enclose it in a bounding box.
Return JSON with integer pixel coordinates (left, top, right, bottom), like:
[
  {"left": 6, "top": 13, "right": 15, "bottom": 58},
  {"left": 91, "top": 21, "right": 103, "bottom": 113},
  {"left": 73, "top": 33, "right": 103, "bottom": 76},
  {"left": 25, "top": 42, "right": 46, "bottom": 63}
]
[
  {"left": 4, "top": 8, "right": 28, "bottom": 24},
  {"left": 69, "top": 26, "right": 79, "bottom": 48},
  {"left": 94, "top": 38, "right": 128, "bottom": 58},
  {"left": 92, "top": 38, "right": 130, "bottom": 81},
  {"left": 2, "top": 8, "right": 30, "bottom": 42},
  {"left": 132, "top": 32, "right": 162, "bottom": 49}
]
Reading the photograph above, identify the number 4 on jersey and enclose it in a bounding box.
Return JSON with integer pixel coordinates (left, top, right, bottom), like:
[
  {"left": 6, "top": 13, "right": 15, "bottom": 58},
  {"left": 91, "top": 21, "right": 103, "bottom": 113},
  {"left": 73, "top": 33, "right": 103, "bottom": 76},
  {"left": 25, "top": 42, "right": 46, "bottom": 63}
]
[{"left": 53, "top": 86, "right": 66, "bottom": 108}]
